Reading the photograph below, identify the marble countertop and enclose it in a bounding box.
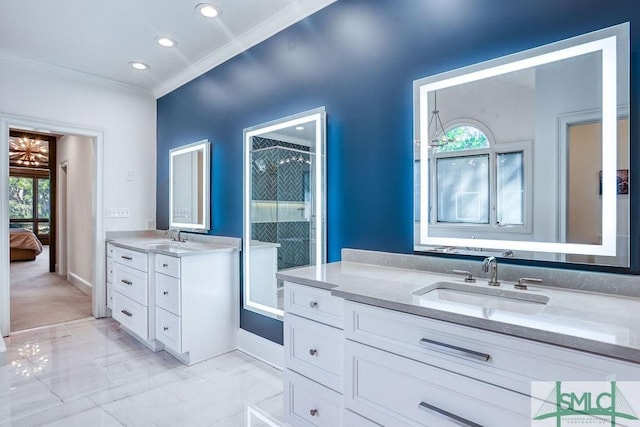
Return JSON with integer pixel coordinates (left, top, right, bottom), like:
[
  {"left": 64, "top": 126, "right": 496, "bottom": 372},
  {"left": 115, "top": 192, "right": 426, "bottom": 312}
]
[
  {"left": 277, "top": 261, "right": 640, "bottom": 363},
  {"left": 108, "top": 237, "right": 239, "bottom": 257}
]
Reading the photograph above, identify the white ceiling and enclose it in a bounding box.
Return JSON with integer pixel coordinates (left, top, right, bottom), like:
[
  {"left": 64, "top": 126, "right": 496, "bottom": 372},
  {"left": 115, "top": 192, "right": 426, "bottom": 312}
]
[{"left": 0, "top": 0, "right": 336, "bottom": 98}]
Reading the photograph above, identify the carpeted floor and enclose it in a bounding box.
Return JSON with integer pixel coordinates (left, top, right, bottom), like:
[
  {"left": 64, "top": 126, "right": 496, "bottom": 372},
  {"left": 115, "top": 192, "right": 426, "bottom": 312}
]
[{"left": 10, "top": 246, "right": 93, "bottom": 332}]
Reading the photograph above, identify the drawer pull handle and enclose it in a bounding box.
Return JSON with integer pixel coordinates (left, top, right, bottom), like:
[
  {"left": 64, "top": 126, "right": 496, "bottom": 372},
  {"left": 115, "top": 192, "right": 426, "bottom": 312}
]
[
  {"left": 418, "top": 401, "right": 483, "bottom": 427},
  {"left": 309, "top": 349, "right": 317, "bottom": 356},
  {"left": 309, "top": 301, "right": 318, "bottom": 308},
  {"left": 419, "top": 338, "right": 490, "bottom": 362},
  {"left": 162, "top": 263, "right": 169, "bottom": 268},
  {"left": 309, "top": 409, "right": 318, "bottom": 417},
  {"left": 121, "top": 255, "right": 133, "bottom": 260},
  {"left": 163, "top": 326, "right": 169, "bottom": 331},
  {"left": 163, "top": 291, "right": 169, "bottom": 296},
  {"left": 121, "top": 310, "right": 133, "bottom": 317},
  {"left": 121, "top": 279, "right": 133, "bottom": 286}
]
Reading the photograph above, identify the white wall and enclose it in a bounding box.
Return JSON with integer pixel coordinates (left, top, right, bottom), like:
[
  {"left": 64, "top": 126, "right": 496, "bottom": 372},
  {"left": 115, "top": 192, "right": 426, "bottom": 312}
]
[
  {"left": 57, "top": 135, "right": 94, "bottom": 290},
  {"left": 0, "top": 61, "right": 157, "bottom": 232},
  {"left": 0, "top": 60, "right": 157, "bottom": 335}
]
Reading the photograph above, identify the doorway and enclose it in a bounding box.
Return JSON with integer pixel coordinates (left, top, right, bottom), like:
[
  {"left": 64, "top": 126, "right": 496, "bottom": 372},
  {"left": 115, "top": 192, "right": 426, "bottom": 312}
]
[
  {"left": 566, "top": 117, "right": 629, "bottom": 266},
  {"left": 1, "top": 114, "right": 106, "bottom": 337}
]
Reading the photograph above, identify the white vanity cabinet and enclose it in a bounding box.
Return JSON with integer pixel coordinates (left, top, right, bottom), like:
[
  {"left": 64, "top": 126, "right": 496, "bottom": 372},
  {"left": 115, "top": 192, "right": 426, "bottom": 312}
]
[
  {"left": 154, "top": 251, "right": 238, "bottom": 365},
  {"left": 111, "top": 245, "right": 154, "bottom": 343},
  {"left": 343, "top": 300, "right": 640, "bottom": 427},
  {"left": 284, "top": 281, "right": 346, "bottom": 426}
]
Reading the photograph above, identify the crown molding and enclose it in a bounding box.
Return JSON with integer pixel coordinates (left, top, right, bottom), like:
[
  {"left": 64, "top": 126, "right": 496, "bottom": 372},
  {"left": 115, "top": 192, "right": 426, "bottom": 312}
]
[
  {"left": 152, "top": 0, "right": 337, "bottom": 99},
  {"left": 0, "top": 51, "right": 153, "bottom": 97}
]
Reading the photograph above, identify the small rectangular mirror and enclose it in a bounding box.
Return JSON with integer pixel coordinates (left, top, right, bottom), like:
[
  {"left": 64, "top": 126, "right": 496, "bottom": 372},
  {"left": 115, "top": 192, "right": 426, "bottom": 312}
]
[{"left": 169, "top": 140, "right": 210, "bottom": 231}]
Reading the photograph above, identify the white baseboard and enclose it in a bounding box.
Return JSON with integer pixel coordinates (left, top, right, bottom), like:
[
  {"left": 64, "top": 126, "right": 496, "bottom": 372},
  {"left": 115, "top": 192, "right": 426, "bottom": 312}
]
[
  {"left": 237, "top": 329, "right": 283, "bottom": 370},
  {"left": 68, "top": 272, "right": 92, "bottom": 296}
]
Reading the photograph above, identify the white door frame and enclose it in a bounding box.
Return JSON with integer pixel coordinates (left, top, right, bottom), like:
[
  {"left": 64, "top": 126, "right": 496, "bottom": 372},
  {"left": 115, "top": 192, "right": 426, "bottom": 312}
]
[
  {"left": 58, "top": 161, "right": 69, "bottom": 279},
  {"left": 1, "top": 113, "right": 106, "bottom": 337}
]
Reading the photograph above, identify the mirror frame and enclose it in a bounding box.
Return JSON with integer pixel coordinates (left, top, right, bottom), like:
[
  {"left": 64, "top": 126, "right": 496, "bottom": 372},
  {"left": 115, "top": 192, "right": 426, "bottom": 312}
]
[
  {"left": 414, "top": 23, "right": 628, "bottom": 258},
  {"left": 169, "top": 139, "right": 211, "bottom": 231},
  {"left": 242, "top": 107, "right": 327, "bottom": 318}
]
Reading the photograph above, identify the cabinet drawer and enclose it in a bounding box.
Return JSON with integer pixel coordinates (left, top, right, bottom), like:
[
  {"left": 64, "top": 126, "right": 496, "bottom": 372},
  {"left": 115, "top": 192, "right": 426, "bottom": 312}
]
[
  {"left": 113, "top": 292, "right": 148, "bottom": 339},
  {"left": 343, "top": 410, "right": 381, "bottom": 427},
  {"left": 156, "top": 273, "right": 181, "bottom": 315},
  {"left": 285, "top": 313, "right": 343, "bottom": 393},
  {"left": 284, "top": 369, "right": 343, "bottom": 427},
  {"left": 106, "top": 257, "right": 114, "bottom": 283},
  {"left": 345, "top": 340, "right": 529, "bottom": 427},
  {"left": 156, "top": 307, "right": 182, "bottom": 354},
  {"left": 155, "top": 254, "right": 181, "bottom": 278},
  {"left": 112, "top": 246, "right": 147, "bottom": 272},
  {"left": 285, "top": 281, "right": 344, "bottom": 328},
  {"left": 345, "top": 301, "right": 640, "bottom": 395},
  {"left": 113, "top": 263, "right": 148, "bottom": 306}
]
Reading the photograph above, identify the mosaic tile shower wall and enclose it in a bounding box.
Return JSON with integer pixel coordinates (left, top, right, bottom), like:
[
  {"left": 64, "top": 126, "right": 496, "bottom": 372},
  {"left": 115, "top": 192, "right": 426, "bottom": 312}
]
[{"left": 251, "top": 137, "right": 311, "bottom": 269}]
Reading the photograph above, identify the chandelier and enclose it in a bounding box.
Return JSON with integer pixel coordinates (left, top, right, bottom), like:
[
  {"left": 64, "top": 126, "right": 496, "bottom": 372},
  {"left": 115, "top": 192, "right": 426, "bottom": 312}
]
[
  {"left": 427, "top": 91, "right": 453, "bottom": 147},
  {"left": 9, "top": 137, "right": 49, "bottom": 167}
]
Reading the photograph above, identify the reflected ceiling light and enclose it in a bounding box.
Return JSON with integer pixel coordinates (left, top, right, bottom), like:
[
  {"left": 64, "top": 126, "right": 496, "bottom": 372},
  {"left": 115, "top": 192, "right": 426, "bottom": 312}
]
[
  {"left": 295, "top": 126, "right": 305, "bottom": 130},
  {"left": 155, "top": 36, "right": 177, "bottom": 48},
  {"left": 427, "top": 91, "right": 452, "bottom": 147},
  {"left": 196, "top": 3, "right": 221, "bottom": 18},
  {"left": 129, "top": 61, "right": 150, "bottom": 70}
]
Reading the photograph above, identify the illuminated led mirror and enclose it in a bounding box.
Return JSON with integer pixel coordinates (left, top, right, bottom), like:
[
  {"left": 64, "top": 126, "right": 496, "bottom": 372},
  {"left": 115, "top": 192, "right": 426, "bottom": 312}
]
[
  {"left": 243, "top": 108, "right": 326, "bottom": 318},
  {"left": 169, "top": 140, "right": 211, "bottom": 231},
  {"left": 414, "top": 23, "right": 629, "bottom": 266}
]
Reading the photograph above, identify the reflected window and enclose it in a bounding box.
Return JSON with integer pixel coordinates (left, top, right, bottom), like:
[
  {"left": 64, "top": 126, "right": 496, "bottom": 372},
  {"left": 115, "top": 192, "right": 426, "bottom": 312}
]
[
  {"left": 436, "top": 125, "right": 489, "bottom": 153},
  {"left": 432, "top": 125, "right": 525, "bottom": 227}
]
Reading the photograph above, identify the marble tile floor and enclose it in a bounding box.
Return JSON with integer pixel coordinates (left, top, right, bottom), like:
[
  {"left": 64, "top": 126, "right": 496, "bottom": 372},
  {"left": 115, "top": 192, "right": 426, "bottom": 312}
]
[{"left": 0, "top": 318, "right": 284, "bottom": 426}]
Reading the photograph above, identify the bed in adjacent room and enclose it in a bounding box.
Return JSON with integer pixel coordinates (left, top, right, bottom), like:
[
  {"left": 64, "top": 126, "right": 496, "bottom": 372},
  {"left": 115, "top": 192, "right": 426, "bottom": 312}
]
[{"left": 9, "top": 228, "right": 43, "bottom": 262}]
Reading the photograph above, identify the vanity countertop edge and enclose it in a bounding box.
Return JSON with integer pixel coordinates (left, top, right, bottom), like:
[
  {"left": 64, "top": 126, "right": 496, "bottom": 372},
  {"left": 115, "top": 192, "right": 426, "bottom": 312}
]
[
  {"left": 107, "top": 237, "right": 240, "bottom": 257},
  {"left": 277, "top": 261, "right": 640, "bottom": 364}
]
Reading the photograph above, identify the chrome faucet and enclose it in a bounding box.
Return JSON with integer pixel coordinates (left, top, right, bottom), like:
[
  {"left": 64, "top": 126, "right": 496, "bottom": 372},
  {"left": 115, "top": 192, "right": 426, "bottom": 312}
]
[
  {"left": 166, "top": 228, "right": 181, "bottom": 242},
  {"left": 482, "top": 256, "right": 500, "bottom": 286}
]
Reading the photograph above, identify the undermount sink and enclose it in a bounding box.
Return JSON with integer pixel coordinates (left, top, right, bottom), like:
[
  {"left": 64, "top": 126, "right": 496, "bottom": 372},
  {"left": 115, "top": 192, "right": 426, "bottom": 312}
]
[
  {"left": 144, "top": 241, "right": 200, "bottom": 253},
  {"left": 412, "top": 281, "right": 549, "bottom": 315}
]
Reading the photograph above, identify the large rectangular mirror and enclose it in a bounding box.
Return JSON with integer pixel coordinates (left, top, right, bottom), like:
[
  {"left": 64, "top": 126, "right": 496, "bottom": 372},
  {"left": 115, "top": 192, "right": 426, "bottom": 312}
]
[
  {"left": 414, "top": 23, "right": 629, "bottom": 267},
  {"left": 243, "top": 107, "right": 326, "bottom": 318},
  {"left": 169, "top": 140, "right": 211, "bottom": 231}
]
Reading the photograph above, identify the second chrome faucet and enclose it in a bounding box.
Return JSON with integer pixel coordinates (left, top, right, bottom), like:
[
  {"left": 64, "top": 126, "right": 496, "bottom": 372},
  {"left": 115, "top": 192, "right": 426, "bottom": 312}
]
[{"left": 482, "top": 256, "right": 500, "bottom": 286}]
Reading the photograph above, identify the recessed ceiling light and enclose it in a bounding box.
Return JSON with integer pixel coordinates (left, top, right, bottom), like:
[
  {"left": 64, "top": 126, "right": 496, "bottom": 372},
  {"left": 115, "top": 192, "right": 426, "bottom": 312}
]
[
  {"left": 296, "top": 126, "right": 305, "bottom": 131},
  {"left": 196, "top": 3, "right": 221, "bottom": 18},
  {"left": 155, "top": 36, "right": 177, "bottom": 48},
  {"left": 129, "top": 61, "right": 150, "bottom": 70}
]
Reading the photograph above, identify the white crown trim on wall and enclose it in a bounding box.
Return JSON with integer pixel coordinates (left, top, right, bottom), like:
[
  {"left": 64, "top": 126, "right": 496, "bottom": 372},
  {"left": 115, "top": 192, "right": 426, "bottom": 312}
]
[{"left": 0, "top": 51, "right": 153, "bottom": 96}]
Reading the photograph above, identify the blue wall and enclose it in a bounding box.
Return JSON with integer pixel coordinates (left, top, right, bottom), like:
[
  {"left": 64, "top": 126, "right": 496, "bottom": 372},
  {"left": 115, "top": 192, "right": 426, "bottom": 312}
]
[{"left": 157, "top": 0, "right": 640, "bottom": 343}]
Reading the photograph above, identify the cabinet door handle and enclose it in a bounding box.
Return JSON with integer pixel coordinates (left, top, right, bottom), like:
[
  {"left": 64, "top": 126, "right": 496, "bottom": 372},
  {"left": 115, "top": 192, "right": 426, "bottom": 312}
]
[
  {"left": 163, "top": 326, "right": 169, "bottom": 331},
  {"left": 163, "top": 291, "right": 169, "bottom": 296},
  {"left": 309, "top": 349, "right": 317, "bottom": 356},
  {"left": 121, "top": 279, "right": 133, "bottom": 286},
  {"left": 121, "top": 255, "right": 133, "bottom": 260},
  {"left": 419, "top": 338, "right": 490, "bottom": 362},
  {"left": 309, "top": 409, "right": 318, "bottom": 417},
  {"left": 121, "top": 310, "right": 133, "bottom": 317},
  {"left": 162, "top": 263, "right": 169, "bottom": 268},
  {"left": 309, "top": 301, "right": 318, "bottom": 308},
  {"left": 418, "top": 401, "right": 483, "bottom": 427}
]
